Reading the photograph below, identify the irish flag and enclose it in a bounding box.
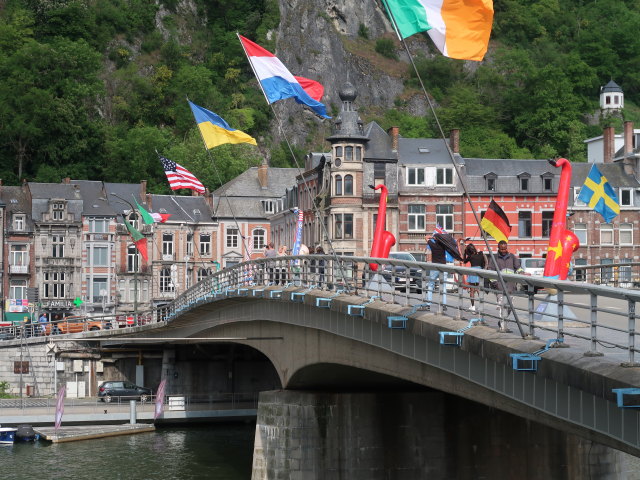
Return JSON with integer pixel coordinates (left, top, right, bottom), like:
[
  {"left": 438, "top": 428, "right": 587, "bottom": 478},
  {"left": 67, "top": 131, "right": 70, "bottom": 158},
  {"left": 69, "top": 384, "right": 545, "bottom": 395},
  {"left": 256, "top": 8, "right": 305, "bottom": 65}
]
[{"left": 382, "top": 0, "right": 494, "bottom": 61}]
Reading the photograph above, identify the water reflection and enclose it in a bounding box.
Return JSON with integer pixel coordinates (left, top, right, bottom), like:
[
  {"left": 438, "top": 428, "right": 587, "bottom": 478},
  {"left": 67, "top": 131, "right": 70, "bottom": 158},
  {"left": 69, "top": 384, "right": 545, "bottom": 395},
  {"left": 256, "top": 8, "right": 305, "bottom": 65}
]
[{"left": 1, "top": 423, "right": 255, "bottom": 480}]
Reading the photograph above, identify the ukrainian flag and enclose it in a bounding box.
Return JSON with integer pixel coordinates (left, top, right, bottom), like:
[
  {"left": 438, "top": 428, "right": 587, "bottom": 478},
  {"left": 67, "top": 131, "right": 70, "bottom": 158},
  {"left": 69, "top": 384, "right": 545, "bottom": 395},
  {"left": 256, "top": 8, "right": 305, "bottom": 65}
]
[
  {"left": 577, "top": 164, "right": 620, "bottom": 223},
  {"left": 188, "top": 101, "right": 257, "bottom": 149}
]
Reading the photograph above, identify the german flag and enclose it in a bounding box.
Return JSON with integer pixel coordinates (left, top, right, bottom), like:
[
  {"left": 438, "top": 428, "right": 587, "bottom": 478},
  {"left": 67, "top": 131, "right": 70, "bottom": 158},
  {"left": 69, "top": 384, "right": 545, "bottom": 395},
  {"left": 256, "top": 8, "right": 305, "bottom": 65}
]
[{"left": 481, "top": 199, "right": 511, "bottom": 243}]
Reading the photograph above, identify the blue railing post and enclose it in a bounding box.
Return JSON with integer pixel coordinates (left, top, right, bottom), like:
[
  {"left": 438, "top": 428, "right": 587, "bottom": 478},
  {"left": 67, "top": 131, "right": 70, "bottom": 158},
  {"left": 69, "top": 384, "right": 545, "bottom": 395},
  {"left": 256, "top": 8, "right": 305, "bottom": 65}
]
[
  {"left": 585, "top": 292, "right": 603, "bottom": 357},
  {"left": 624, "top": 299, "right": 639, "bottom": 367}
]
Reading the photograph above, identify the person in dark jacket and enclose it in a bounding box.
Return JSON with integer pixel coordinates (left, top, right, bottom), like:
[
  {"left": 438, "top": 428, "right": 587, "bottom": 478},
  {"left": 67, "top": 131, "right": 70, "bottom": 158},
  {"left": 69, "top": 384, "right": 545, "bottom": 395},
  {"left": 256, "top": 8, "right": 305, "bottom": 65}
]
[
  {"left": 485, "top": 241, "right": 523, "bottom": 323},
  {"left": 424, "top": 233, "right": 448, "bottom": 312}
]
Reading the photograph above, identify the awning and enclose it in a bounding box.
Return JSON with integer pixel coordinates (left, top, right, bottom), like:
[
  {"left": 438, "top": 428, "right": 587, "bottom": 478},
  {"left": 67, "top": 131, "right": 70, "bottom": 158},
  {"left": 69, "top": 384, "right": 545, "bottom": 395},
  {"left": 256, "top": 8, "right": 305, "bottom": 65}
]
[{"left": 3, "top": 312, "right": 31, "bottom": 324}]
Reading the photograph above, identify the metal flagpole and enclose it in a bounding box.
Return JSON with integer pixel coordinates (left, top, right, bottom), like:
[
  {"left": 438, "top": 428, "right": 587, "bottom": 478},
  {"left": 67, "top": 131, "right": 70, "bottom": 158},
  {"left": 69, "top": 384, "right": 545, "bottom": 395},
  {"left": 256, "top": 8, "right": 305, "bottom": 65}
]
[{"left": 381, "top": 2, "right": 525, "bottom": 337}]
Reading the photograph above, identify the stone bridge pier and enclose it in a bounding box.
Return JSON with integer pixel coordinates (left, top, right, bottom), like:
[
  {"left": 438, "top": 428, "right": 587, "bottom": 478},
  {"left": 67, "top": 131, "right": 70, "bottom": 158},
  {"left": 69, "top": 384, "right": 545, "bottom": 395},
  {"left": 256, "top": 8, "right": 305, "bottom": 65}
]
[{"left": 252, "top": 390, "right": 627, "bottom": 480}]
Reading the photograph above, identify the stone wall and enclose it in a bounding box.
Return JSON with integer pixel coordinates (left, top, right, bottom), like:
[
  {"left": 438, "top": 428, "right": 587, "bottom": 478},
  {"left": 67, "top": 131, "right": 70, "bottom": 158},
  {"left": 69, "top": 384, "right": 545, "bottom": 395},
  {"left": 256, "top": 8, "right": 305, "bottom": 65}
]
[{"left": 252, "top": 390, "right": 629, "bottom": 480}]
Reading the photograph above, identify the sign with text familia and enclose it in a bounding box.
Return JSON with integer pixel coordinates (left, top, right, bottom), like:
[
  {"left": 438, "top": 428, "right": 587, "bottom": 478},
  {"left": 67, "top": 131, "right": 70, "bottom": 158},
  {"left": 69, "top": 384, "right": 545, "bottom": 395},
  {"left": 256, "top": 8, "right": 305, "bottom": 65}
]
[{"left": 6, "top": 299, "right": 28, "bottom": 313}]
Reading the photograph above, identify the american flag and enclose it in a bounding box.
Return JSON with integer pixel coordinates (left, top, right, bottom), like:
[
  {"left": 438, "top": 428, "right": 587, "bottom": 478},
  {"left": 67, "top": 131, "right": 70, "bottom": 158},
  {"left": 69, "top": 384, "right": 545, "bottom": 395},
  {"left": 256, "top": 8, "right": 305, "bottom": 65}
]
[
  {"left": 159, "top": 155, "right": 205, "bottom": 194},
  {"left": 434, "top": 224, "right": 446, "bottom": 235}
]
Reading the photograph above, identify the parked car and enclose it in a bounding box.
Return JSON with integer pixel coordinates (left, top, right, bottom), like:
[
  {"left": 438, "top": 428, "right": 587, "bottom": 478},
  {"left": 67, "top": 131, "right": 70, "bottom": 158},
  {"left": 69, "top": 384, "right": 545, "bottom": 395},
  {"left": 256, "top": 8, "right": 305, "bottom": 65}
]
[
  {"left": 44, "top": 316, "right": 105, "bottom": 335},
  {"left": 98, "top": 381, "right": 152, "bottom": 403},
  {"left": 519, "top": 257, "right": 546, "bottom": 292},
  {"left": 381, "top": 252, "right": 423, "bottom": 293}
]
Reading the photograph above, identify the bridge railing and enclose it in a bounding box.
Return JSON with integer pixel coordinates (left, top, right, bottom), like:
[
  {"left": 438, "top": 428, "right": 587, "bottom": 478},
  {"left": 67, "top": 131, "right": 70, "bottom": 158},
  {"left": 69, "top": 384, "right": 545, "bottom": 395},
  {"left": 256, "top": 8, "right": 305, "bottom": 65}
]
[
  {"left": 162, "top": 255, "right": 640, "bottom": 366},
  {"left": 571, "top": 261, "right": 640, "bottom": 288}
]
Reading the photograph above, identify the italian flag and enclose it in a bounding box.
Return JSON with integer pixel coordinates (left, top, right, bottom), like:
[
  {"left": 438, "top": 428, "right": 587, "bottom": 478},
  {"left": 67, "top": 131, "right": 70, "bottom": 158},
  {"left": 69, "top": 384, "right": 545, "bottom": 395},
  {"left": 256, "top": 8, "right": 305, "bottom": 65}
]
[
  {"left": 123, "top": 215, "right": 149, "bottom": 261},
  {"left": 134, "top": 198, "right": 171, "bottom": 224},
  {"left": 382, "top": 0, "right": 494, "bottom": 61}
]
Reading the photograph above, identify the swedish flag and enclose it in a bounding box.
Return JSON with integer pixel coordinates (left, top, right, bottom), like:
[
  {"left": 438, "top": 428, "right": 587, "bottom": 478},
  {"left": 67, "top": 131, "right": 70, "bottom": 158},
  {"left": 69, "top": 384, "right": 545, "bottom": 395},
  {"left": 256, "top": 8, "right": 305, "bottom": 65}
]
[{"left": 577, "top": 165, "right": 620, "bottom": 223}]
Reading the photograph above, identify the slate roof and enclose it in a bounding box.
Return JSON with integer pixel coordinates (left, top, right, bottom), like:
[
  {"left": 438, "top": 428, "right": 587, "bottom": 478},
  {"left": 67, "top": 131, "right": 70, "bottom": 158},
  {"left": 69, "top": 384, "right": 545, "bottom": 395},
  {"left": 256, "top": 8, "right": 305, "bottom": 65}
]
[
  {"left": 104, "top": 182, "right": 145, "bottom": 215},
  {"left": 29, "top": 183, "right": 83, "bottom": 222},
  {"left": 601, "top": 80, "right": 623, "bottom": 93},
  {"left": 213, "top": 166, "right": 298, "bottom": 218},
  {"left": 571, "top": 162, "right": 639, "bottom": 188},
  {"left": 398, "top": 138, "right": 456, "bottom": 165},
  {"left": 70, "top": 180, "right": 116, "bottom": 216},
  {"left": 149, "top": 195, "right": 214, "bottom": 224},
  {"left": 363, "top": 122, "right": 394, "bottom": 161},
  {"left": 463, "top": 158, "right": 556, "bottom": 194},
  {"left": 0, "top": 185, "right": 33, "bottom": 232}
]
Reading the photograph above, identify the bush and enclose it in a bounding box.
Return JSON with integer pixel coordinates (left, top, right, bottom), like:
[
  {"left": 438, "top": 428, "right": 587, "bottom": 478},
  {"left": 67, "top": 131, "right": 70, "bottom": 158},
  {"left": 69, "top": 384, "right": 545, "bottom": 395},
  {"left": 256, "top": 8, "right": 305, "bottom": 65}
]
[
  {"left": 358, "top": 23, "right": 369, "bottom": 39},
  {"left": 375, "top": 38, "right": 397, "bottom": 60},
  {"left": 0, "top": 381, "right": 11, "bottom": 398}
]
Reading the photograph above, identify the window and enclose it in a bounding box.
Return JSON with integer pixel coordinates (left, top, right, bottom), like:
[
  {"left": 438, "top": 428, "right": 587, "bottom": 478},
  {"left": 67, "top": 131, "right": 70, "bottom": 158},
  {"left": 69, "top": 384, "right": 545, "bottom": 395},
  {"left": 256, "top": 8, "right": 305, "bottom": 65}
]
[
  {"left": 355, "top": 146, "right": 362, "bottom": 161},
  {"left": 600, "top": 224, "right": 613, "bottom": 245},
  {"left": 162, "top": 233, "right": 174, "bottom": 255},
  {"left": 344, "top": 175, "right": 353, "bottom": 195},
  {"left": 226, "top": 228, "right": 238, "bottom": 248},
  {"left": 436, "top": 167, "right": 453, "bottom": 186},
  {"left": 91, "top": 246, "right": 108, "bottom": 266},
  {"left": 52, "top": 235, "right": 64, "bottom": 258},
  {"left": 262, "top": 200, "right": 274, "bottom": 214},
  {"left": 335, "top": 175, "right": 343, "bottom": 195},
  {"left": 9, "top": 245, "right": 27, "bottom": 266},
  {"left": 127, "top": 212, "right": 139, "bottom": 230},
  {"left": 542, "top": 211, "right": 554, "bottom": 238},
  {"left": 518, "top": 211, "right": 532, "bottom": 238},
  {"left": 374, "top": 163, "right": 385, "bottom": 186},
  {"left": 91, "top": 277, "right": 108, "bottom": 303},
  {"left": 335, "top": 146, "right": 343, "bottom": 158},
  {"left": 253, "top": 229, "right": 266, "bottom": 250},
  {"left": 408, "top": 204, "right": 426, "bottom": 231},
  {"left": 407, "top": 167, "right": 425, "bottom": 186},
  {"left": 345, "top": 146, "right": 353, "bottom": 161},
  {"left": 601, "top": 258, "right": 613, "bottom": 283},
  {"left": 186, "top": 233, "right": 194, "bottom": 256},
  {"left": 89, "top": 218, "right": 108, "bottom": 233},
  {"left": 197, "top": 267, "right": 210, "bottom": 282},
  {"left": 574, "top": 223, "right": 587, "bottom": 244},
  {"left": 200, "top": 233, "right": 211, "bottom": 255},
  {"left": 334, "top": 213, "right": 354, "bottom": 239},
  {"left": 436, "top": 204, "right": 453, "bottom": 231},
  {"left": 127, "top": 279, "right": 140, "bottom": 304},
  {"left": 10, "top": 280, "right": 27, "bottom": 300},
  {"left": 543, "top": 176, "right": 553, "bottom": 192},
  {"left": 487, "top": 178, "right": 496, "bottom": 191},
  {"left": 574, "top": 258, "right": 587, "bottom": 282},
  {"left": 520, "top": 177, "right": 529, "bottom": 191},
  {"left": 160, "top": 268, "right": 173, "bottom": 292},
  {"left": 620, "top": 189, "right": 633, "bottom": 206},
  {"left": 44, "top": 272, "right": 66, "bottom": 299},
  {"left": 12, "top": 214, "right": 25, "bottom": 231},
  {"left": 574, "top": 187, "right": 586, "bottom": 206},
  {"left": 127, "top": 245, "right": 139, "bottom": 273},
  {"left": 620, "top": 223, "right": 633, "bottom": 245},
  {"left": 52, "top": 202, "right": 64, "bottom": 221}
]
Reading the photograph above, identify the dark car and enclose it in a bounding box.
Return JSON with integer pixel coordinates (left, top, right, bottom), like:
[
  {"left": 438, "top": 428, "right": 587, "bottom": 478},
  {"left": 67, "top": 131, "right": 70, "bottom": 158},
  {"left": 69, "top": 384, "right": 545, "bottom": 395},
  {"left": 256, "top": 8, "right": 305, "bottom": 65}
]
[
  {"left": 98, "top": 381, "right": 152, "bottom": 403},
  {"left": 381, "top": 252, "right": 423, "bottom": 293}
]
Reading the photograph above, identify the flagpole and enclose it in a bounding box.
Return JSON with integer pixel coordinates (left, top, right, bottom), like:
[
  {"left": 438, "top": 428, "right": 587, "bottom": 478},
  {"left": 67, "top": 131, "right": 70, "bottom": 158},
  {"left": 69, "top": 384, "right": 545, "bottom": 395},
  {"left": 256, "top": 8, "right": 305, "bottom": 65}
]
[
  {"left": 384, "top": 9, "right": 525, "bottom": 336},
  {"left": 184, "top": 98, "right": 252, "bottom": 262}
]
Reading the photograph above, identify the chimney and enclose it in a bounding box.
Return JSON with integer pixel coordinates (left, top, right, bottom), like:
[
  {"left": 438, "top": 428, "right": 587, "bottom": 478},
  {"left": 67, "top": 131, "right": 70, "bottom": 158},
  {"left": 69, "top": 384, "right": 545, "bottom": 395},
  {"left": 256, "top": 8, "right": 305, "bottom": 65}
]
[
  {"left": 145, "top": 193, "right": 152, "bottom": 210},
  {"left": 140, "top": 180, "right": 147, "bottom": 199},
  {"left": 63, "top": 177, "right": 71, "bottom": 184},
  {"left": 623, "top": 121, "right": 636, "bottom": 175},
  {"left": 449, "top": 129, "right": 460, "bottom": 154},
  {"left": 204, "top": 188, "right": 213, "bottom": 209},
  {"left": 603, "top": 126, "right": 615, "bottom": 163},
  {"left": 388, "top": 126, "right": 399, "bottom": 151},
  {"left": 624, "top": 121, "right": 634, "bottom": 154},
  {"left": 258, "top": 160, "right": 268, "bottom": 189}
]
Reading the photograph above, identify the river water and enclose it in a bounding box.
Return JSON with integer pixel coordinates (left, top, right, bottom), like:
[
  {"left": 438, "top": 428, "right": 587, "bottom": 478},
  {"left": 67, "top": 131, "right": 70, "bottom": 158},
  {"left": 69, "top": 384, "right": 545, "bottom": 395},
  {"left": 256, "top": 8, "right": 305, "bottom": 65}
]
[{"left": 1, "top": 423, "right": 255, "bottom": 480}]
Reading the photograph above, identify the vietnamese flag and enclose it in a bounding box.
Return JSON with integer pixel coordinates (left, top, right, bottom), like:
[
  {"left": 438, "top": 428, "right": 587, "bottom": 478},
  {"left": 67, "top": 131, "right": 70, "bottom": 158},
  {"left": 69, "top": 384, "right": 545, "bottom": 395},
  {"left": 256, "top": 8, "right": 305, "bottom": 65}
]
[
  {"left": 481, "top": 199, "right": 511, "bottom": 243},
  {"left": 122, "top": 215, "right": 149, "bottom": 261}
]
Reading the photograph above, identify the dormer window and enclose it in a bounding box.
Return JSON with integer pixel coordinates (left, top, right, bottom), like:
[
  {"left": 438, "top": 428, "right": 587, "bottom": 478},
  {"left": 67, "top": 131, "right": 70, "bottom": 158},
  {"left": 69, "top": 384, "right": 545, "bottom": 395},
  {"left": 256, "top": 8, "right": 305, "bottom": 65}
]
[
  {"left": 518, "top": 173, "right": 531, "bottom": 192},
  {"left": 52, "top": 202, "right": 65, "bottom": 221},
  {"left": 542, "top": 174, "right": 553, "bottom": 192},
  {"left": 12, "top": 214, "right": 25, "bottom": 231},
  {"left": 262, "top": 200, "right": 274, "bottom": 214},
  {"left": 436, "top": 167, "right": 453, "bottom": 186}
]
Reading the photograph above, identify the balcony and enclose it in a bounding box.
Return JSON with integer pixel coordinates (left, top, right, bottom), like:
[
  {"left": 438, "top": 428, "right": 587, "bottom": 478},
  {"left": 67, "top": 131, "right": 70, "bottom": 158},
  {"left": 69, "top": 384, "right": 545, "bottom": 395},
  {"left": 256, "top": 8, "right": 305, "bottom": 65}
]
[
  {"left": 9, "top": 265, "right": 28, "bottom": 274},
  {"left": 162, "top": 254, "right": 174, "bottom": 261}
]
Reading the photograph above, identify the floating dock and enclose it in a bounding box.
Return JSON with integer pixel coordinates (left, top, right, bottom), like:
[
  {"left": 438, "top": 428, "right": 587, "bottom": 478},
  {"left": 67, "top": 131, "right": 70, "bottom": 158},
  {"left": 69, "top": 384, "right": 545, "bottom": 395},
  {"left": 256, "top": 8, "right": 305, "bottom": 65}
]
[{"left": 35, "top": 423, "right": 155, "bottom": 443}]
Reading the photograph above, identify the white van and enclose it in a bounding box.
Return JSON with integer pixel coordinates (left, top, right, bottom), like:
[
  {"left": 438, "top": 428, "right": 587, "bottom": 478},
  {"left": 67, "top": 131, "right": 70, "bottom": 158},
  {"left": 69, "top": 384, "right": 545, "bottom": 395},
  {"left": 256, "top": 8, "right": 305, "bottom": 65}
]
[{"left": 520, "top": 257, "right": 546, "bottom": 276}]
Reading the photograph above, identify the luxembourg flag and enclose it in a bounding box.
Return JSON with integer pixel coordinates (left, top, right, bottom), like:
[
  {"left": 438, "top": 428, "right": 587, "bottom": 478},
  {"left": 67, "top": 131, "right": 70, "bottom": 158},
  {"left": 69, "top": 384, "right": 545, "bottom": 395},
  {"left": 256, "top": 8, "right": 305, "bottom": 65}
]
[
  {"left": 382, "top": 0, "right": 494, "bottom": 61},
  {"left": 238, "top": 35, "right": 330, "bottom": 118}
]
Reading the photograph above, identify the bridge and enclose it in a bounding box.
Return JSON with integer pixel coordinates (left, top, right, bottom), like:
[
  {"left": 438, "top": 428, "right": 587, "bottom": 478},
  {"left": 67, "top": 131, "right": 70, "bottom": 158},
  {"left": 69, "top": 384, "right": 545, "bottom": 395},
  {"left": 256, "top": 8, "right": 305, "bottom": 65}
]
[{"left": 2, "top": 255, "right": 640, "bottom": 478}]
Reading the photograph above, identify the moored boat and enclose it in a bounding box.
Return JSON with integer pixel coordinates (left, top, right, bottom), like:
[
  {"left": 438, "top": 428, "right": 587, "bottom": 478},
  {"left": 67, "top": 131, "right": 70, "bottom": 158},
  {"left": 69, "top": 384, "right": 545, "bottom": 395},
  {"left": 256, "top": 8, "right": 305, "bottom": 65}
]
[
  {"left": 15, "top": 425, "right": 39, "bottom": 442},
  {"left": 0, "top": 427, "right": 17, "bottom": 444}
]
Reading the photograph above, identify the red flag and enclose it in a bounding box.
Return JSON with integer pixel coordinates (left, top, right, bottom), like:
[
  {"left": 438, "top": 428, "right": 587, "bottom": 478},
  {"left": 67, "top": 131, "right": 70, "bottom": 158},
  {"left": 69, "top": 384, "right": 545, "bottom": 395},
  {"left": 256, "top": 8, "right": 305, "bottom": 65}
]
[
  {"left": 55, "top": 386, "right": 66, "bottom": 430},
  {"left": 154, "top": 379, "right": 167, "bottom": 420},
  {"left": 122, "top": 216, "right": 149, "bottom": 261}
]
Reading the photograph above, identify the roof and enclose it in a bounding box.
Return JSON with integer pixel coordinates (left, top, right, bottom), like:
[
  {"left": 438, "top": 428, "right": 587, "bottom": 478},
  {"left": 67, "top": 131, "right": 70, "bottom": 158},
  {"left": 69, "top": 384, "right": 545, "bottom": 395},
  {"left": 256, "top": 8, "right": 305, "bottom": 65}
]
[
  {"left": 398, "top": 138, "right": 454, "bottom": 165},
  {"left": 29, "top": 183, "right": 83, "bottom": 223},
  {"left": 571, "top": 162, "right": 639, "bottom": 188},
  {"left": 70, "top": 180, "right": 116, "bottom": 216},
  {"left": 601, "top": 80, "right": 623, "bottom": 93},
  {"left": 363, "top": 122, "right": 394, "bottom": 161},
  {"left": 149, "top": 195, "right": 214, "bottom": 223},
  {"left": 213, "top": 167, "right": 298, "bottom": 198}
]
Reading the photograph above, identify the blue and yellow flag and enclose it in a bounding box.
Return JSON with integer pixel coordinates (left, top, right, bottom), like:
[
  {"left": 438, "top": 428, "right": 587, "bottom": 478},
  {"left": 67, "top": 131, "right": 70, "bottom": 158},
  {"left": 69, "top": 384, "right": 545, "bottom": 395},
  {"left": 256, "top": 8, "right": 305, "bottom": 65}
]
[
  {"left": 188, "top": 100, "right": 257, "bottom": 149},
  {"left": 577, "top": 164, "right": 620, "bottom": 223}
]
